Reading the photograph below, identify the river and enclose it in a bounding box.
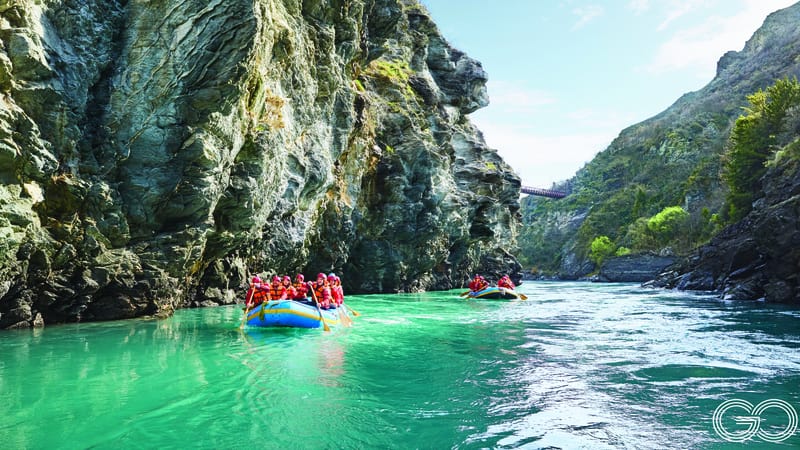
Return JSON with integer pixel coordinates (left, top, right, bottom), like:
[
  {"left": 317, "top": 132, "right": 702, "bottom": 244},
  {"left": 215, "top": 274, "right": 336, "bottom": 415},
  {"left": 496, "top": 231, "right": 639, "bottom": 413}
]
[{"left": 2, "top": 282, "right": 799, "bottom": 449}]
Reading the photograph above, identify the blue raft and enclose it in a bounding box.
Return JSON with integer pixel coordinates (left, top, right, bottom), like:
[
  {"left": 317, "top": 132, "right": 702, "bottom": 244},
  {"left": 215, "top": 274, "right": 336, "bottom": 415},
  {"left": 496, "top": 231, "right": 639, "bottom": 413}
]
[
  {"left": 467, "top": 286, "right": 521, "bottom": 300},
  {"left": 244, "top": 299, "right": 347, "bottom": 329}
]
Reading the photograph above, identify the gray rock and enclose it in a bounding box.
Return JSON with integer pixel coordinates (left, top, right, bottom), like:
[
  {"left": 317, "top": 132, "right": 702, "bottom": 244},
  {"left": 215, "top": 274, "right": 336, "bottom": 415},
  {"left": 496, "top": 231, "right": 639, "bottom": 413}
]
[
  {"left": 654, "top": 155, "right": 800, "bottom": 302},
  {"left": 599, "top": 253, "right": 677, "bottom": 283}
]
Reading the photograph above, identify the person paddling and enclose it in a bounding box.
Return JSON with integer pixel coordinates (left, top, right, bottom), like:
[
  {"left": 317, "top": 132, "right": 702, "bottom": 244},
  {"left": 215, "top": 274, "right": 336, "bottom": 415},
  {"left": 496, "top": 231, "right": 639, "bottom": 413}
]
[
  {"left": 246, "top": 275, "right": 269, "bottom": 309},
  {"left": 329, "top": 274, "right": 343, "bottom": 307},
  {"left": 331, "top": 275, "right": 344, "bottom": 307},
  {"left": 469, "top": 275, "right": 489, "bottom": 292},
  {"left": 279, "top": 275, "right": 296, "bottom": 300},
  {"left": 497, "top": 275, "right": 515, "bottom": 290},
  {"left": 311, "top": 273, "right": 333, "bottom": 309},
  {"left": 292, "top": 274, "right": 309, "bottom": 300},
  {"left": 468, "top": 275, "right": 481, "bottom": 292},
  {"left": 269, "top": 276, "right": 282, "bottom": 301}
]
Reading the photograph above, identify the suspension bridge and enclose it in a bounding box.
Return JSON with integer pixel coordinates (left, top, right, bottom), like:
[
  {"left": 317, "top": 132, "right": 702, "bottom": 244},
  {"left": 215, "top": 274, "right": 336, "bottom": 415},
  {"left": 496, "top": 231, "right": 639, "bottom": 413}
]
[{"left": 520, "top": 186, "right": 567, "bottom": 199}]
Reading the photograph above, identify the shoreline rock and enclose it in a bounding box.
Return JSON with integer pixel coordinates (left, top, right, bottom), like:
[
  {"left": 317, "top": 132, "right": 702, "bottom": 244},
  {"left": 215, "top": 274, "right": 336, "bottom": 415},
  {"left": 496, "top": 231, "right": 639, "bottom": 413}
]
[
  {"left": 651, "top": 156, "right": 800, "bottom": 303},
  {"left": 596, "top": 253, "right": 677, "bottom": 283}
]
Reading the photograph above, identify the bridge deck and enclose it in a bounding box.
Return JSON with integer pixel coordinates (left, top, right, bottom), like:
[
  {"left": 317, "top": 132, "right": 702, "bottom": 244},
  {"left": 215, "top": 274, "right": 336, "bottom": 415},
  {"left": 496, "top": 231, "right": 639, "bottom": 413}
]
[{"left": 520, "top": 186, "right": 567, "bottom": 199}]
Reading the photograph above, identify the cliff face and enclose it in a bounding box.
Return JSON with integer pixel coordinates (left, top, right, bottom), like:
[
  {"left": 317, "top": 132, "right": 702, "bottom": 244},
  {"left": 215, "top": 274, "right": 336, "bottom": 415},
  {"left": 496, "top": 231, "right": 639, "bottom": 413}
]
[
  {"left": 519, "top": 3, "right": 800, "bottom": 281},
  {"left": 0, "top": 0, "right": 521, "bottom": 328},
  {"left": 653, "top": 147, "right": 800, "bottom": 302}
]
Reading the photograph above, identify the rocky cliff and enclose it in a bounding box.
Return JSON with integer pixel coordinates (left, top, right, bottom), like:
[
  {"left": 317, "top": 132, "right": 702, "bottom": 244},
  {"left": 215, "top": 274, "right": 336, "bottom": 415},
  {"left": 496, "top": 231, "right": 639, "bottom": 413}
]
[
  {"left": 652, "top": 141, "right": 800, "bottom": 302},
  {"left": 519, "top": 3, "right": 800, "bottom": 282},
  {"left": 0, "top": 0, "right": 521, "bottom": 328}
]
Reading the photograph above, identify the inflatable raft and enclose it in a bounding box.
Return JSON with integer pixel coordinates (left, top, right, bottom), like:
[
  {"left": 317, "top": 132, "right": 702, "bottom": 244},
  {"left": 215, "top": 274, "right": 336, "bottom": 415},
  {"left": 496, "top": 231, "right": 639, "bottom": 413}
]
[
  {"left": 467, "top": 287, "right": 521, "bottom": 300},
  {"left": 244, "top": 300, "right": 348, "bottom": 329}
]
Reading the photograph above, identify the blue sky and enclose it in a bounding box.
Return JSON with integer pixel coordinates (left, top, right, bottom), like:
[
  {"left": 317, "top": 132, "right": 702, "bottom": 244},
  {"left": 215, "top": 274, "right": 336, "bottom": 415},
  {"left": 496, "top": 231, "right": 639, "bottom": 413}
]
[{"left": 420, "top": 0, "right": 798, "bottom": 187}]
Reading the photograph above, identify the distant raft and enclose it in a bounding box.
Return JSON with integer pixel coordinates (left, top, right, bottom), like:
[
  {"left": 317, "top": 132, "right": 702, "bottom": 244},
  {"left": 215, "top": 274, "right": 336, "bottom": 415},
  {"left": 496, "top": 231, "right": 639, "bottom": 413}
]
[
  {"left": 244, "top": 299, "right": 348, "bottom": 329},
  {"left": 466, "top": 287, "right": 521, "bottom": 300}
]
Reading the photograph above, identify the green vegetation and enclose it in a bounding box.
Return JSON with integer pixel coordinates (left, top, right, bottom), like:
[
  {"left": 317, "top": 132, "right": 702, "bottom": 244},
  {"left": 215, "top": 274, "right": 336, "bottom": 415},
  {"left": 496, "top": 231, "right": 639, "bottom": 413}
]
[
  {"left": 647, "top": 206, "right": 689, "bottom": 245},
  {"left": 769, "top": 138, "right": 800, "bottom": 166},
  {"left": 582, "top": 205, "right": 690, "bottom": 267},
  {"left": 723, "top": 76, "right": 800, "bottom": 221},
  {"left": 365, "top": 59, "right": 418, "bottom": 101},
  {"left": 519, "top": 78, "right": 800, "bottom": 273},
  {"left": 366, "top": 59, "right": 412, "bottom": 85},
  {"left": 589, "top": 236, "right": 615, "bottom": 266}
]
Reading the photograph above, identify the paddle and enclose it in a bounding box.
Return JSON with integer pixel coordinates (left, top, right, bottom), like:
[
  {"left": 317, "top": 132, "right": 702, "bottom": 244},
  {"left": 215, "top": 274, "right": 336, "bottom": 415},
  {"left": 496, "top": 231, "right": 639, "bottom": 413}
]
[
  {"left": 342, "top": 303, "right": 360, "bottom": 317},
  {"left": 338, "top": 302, "right": 354, "bottom": 327},
  {"left": 518, "top": 293, "right": 528, "bottom": 300},
  {"left": 239, "top": 284, "right": 255, "bottom": 330},
  {"left": 310, "top": 288, "right": 331, "bottom": 332},
  {"left": 462, "top": 284, "right": 489, "bottom": 297}
]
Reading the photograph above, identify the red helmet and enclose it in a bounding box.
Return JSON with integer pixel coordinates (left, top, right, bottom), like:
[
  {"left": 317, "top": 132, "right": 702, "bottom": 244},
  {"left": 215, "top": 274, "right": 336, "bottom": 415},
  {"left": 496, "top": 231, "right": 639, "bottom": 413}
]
[
  {"left": 282, "top": 275, "right": 291, "bottom": 282},
  {"left": 252, "top": 275, "right": 261, "bottom": 283},
  {"left": 296, "top": 274, "right": 305, "bottom": 281},
  {"left": 272, "top": 276, "right": 280, "bottom": 283},
  {"left": 317, "top": 273, "right": 326, "bottom": 280}
]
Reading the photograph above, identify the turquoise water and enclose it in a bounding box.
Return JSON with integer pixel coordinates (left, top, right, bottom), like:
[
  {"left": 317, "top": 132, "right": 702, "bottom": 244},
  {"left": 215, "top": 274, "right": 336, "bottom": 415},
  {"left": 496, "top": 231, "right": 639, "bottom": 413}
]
[{"left": 2, "top": 282, "right": 800, "bottom": 449}]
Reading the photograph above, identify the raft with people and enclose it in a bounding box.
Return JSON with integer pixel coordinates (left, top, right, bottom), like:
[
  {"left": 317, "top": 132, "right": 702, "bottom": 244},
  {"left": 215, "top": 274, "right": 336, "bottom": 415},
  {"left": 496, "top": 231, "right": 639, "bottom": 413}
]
[
  {"left": 243, "top": 299, "right": 350, "bottom": 329},
  {"left": 466, "top": 286, "right": 523, "bottom": 300},
  {"left": 461, "top": 274, "right": 527, "bottom": 300},
  {"left": 240, "top": 272, "right": 356, "bottom": 330}
]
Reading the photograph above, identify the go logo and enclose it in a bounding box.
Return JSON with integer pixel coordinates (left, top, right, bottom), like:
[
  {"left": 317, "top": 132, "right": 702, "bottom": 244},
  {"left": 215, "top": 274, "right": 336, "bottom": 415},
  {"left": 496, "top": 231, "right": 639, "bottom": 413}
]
[{"left": 712, "top": 399, "right": 798, "bottom": 443}]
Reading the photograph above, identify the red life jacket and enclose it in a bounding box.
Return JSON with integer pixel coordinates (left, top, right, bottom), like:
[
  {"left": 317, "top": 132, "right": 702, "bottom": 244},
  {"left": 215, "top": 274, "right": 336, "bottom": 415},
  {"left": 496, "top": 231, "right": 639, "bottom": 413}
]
[
  {"left": 293, "top": 282, "right": 308, "bottom": 299},
  {"left": 314, "top": 283, "right": 327, "bottom": 300},
  {"left": 279, "top": 283, "right": 295, "bottom": 300},
  {"left": 248, "top": 284, "right": 268, "bottom": 305},
  {"left": 252, "top": 287, "right": 269, "bottom": 304},
  {"left": 498, "top": 278, "right": 515, "bottom": 289},
  {"left": 332, "top": 284, "right": 343, "bottom": 304},
  {"left": 314, "top": 282, "right": 332, "bottom": 306},
  {"left": 269, "top": 283, "right": 281, "bottom": 299}
]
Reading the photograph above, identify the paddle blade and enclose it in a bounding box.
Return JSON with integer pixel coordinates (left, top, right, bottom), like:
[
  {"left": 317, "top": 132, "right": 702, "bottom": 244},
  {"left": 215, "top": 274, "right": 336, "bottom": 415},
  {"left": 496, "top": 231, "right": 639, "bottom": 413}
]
[
  {"left": 340, "top": 308, "right": 353, "bottom": 327},
  {"left": 519, "top": 293, "right": 528, "bottom": 300}
]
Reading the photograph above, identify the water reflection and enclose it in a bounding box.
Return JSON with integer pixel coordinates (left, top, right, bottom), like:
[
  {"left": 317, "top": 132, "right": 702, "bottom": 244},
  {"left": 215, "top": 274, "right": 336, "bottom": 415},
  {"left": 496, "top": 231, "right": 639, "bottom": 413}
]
[{"left": 239, "top": 327, "right": 347, "bottom": 387}]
